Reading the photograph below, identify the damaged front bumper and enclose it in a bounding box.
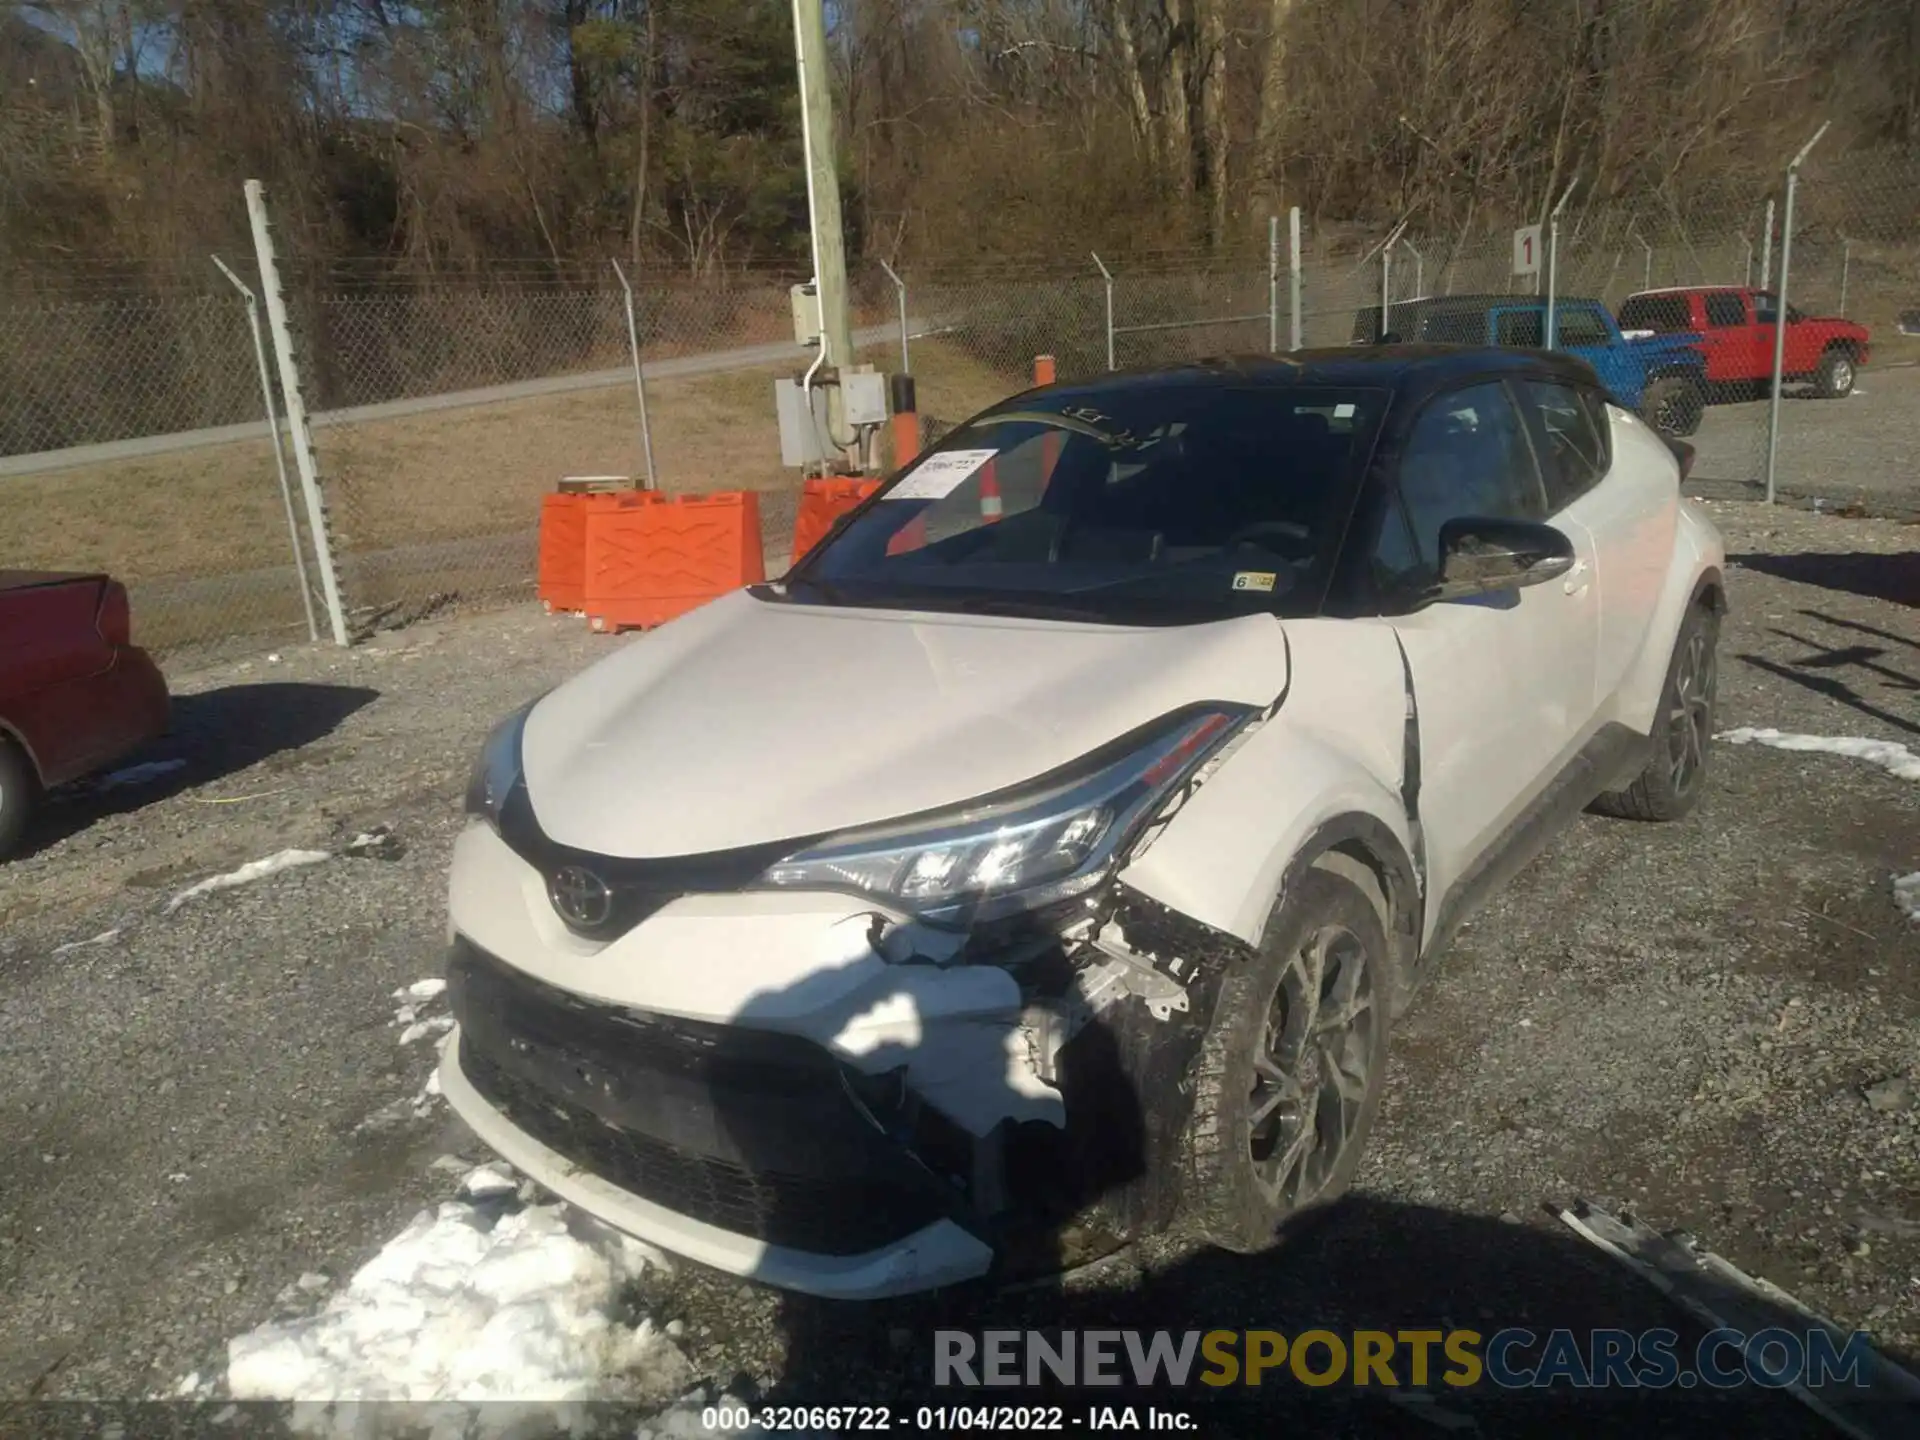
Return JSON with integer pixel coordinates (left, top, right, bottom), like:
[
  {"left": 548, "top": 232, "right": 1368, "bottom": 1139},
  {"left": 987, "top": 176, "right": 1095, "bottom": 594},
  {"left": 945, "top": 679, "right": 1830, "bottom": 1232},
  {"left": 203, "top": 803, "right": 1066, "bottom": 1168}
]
[{"left": 439, "top": 826, "right": 1255, "bottom": 1298}]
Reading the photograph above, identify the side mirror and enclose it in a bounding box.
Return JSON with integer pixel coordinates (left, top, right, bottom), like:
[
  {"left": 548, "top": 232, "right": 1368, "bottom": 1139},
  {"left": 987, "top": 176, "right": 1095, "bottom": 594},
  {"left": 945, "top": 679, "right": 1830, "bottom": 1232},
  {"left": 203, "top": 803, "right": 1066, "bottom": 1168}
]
[{"left": 1432, "top": 517, "right": 1576, "bottom": 601}]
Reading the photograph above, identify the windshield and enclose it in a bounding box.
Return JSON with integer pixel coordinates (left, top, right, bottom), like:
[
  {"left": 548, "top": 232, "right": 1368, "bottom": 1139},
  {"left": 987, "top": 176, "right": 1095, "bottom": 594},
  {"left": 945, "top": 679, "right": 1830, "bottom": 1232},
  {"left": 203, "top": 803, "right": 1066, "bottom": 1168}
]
[{"left": 784, "top": 384, "right": 1387, "bottom": 625}]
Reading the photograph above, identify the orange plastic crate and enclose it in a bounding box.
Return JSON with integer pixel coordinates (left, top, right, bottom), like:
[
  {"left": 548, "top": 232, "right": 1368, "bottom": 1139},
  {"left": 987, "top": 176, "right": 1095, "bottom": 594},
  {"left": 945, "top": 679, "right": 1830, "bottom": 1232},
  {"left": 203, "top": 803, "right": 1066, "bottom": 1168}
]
[{"left": 584, "top": 491, "right": 767, "bottom": 632}]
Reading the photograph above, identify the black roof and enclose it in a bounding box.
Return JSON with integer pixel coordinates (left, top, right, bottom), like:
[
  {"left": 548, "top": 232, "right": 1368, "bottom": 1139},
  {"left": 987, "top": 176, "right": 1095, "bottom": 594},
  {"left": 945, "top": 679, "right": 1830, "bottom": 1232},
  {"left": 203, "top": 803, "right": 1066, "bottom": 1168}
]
[{"left": 995, "top": 345, "right": 1603, "bottom": 408}]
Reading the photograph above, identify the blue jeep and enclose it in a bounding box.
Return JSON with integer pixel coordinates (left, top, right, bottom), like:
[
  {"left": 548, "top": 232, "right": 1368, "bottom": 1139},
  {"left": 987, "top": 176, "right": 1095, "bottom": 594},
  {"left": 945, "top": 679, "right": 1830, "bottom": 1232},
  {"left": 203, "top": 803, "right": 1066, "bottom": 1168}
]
[{"left": 1352, "top": 294, "right": 1708, "bottom": 436}]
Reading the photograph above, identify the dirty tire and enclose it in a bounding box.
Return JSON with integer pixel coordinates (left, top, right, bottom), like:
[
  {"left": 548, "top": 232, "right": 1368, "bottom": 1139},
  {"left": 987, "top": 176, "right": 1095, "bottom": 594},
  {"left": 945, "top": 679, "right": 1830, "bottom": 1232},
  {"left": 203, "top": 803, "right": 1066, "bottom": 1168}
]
[
  {"left": 1643, "top": 376, "right": 1704, "bottom": 437},
  {"left": 1184, "top": 867, "right": 1392, "bottom": 1253},
  {"left": 0, "top": 736, "right": 36, "bottom": 860},
  {"left": 1592, "top": 603, "right": 1719, "bottom": 822},
  {"left": 1814, "top": 347, "right": 1857, "bottom": 399}
]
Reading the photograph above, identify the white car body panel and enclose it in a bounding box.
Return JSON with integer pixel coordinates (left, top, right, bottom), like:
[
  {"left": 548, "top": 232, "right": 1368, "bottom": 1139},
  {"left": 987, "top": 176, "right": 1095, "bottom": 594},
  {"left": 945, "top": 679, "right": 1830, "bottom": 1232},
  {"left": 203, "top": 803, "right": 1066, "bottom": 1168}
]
[
  {"left": 1578, "top": 406, "right": 1685, "bottom": 705},
  {"left": 521, "top": 590, "right": 1289, "bottom": 858},
  {"left": 1387, "top": 546, "right": 1598, "bottom": 936},
  {"left": 1118, "top": 618, "right": 1412, "bottom": 946}
]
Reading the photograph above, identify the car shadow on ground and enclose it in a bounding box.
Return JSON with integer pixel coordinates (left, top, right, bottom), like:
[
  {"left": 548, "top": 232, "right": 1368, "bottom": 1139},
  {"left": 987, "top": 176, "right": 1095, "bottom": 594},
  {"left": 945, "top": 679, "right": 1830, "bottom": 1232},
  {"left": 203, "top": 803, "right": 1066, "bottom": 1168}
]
[
  {"left": 1731, "top": 552, "right": 1920, "bottom": 609},
  {"left": 1734, "top": 610, "right": 1920, "bottom": 739},
  {"left": 686, "top": 961, "right": 1919, "bottom": 1438},
  {"left": 29, "top": 681, "right": 378, "bottom": 853}
]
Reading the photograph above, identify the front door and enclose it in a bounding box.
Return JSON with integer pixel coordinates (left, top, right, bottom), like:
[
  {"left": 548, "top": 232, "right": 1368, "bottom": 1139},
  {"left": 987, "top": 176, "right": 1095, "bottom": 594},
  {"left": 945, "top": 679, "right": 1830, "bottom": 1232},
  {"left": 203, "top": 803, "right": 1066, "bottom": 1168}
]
[{"left": 1367, "top": 380, "right": 1601, "bottom": 938}]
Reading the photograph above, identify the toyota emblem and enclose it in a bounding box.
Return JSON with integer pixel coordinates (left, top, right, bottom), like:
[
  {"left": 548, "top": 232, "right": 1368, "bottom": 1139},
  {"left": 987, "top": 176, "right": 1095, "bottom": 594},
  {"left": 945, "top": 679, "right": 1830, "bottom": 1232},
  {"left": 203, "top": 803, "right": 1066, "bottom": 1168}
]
[{"left": 548, "top": 865, "right": 613, "bottom": 929}]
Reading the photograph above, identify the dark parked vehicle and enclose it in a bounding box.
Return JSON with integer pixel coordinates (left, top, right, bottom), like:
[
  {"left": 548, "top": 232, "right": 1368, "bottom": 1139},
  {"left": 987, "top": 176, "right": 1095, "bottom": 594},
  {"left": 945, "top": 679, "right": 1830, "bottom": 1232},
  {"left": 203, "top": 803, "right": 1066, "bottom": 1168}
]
[
  {"left": 0, "top": 570, "right": 170, "bottom": 856},
  {"left": 1353, "top": 294, "right": 1709, "bottom": 437}
]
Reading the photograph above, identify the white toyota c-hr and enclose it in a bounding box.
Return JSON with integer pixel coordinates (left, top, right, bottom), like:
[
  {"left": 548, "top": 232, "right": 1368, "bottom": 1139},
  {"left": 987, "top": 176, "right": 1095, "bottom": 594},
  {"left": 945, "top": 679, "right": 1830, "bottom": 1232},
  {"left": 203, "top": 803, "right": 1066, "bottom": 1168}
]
[{"left": 439, "top": 347, "right": 1725, "bottom": 1300}]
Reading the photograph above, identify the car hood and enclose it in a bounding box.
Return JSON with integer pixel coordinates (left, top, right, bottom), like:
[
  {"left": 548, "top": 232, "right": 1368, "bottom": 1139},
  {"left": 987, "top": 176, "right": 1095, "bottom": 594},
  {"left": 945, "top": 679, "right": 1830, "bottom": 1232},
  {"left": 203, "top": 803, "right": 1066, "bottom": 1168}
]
[{"left": 521, "top": 588, "right": 1289, "bottom": 859}]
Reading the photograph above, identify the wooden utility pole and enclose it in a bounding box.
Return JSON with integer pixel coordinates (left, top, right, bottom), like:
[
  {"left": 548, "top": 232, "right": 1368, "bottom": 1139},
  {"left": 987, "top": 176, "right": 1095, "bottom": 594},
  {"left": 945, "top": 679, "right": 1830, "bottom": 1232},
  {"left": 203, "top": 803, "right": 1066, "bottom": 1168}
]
[{"left": 791, "top": 0, "right": 855, "bottom": 468}]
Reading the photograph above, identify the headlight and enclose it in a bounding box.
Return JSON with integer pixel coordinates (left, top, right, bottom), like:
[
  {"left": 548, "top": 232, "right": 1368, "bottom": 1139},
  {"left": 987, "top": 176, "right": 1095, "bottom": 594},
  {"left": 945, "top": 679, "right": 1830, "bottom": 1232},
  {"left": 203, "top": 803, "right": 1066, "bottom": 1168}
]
[
  {"left": 759, "top": 706, "right": 1251, "bottom": 923},
  {"left": 464, "top": 699, "right": 539, "bottom": 828}
]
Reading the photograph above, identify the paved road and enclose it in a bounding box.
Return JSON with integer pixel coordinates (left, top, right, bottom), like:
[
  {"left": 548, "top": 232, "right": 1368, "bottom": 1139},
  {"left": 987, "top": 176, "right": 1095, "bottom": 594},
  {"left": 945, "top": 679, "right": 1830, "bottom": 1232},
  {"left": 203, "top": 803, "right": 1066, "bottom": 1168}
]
[
  {"left": 0, "top": 322, "right": 933, "bottom": 480},
  {"left": 1684, "top": 362, "right": 1920, "bottom": 518}
]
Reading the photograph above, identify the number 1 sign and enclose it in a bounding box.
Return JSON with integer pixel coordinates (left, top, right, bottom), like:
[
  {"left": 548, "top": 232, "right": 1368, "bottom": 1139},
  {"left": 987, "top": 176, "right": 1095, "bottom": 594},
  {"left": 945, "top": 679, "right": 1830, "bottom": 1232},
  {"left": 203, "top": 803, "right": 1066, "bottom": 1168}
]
[{"left": 1513, "top": 224, "right": 1543, "bottom": 278}]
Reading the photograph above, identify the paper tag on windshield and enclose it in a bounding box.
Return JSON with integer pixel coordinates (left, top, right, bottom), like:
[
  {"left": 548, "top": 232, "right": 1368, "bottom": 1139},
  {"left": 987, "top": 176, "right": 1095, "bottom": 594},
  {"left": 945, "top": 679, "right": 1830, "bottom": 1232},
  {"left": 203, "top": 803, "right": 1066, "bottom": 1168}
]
[
  {"left": 1232, "top": 571, "right": 1277, "bottom": 593},
  {"left": 889, "top": 449, "right": 997, "bottom": 500}
]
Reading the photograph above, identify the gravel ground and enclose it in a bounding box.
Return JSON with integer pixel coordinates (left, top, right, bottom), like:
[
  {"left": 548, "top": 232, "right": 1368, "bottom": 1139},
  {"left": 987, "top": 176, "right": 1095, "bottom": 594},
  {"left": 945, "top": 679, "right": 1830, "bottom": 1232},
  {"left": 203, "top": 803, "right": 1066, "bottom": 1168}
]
[
  {"left": 0, "top": 500, "right": 1915, "bottom": 1434},
  {"left": 1690, "top": 362, "right": 1920, "bottom": 518}
]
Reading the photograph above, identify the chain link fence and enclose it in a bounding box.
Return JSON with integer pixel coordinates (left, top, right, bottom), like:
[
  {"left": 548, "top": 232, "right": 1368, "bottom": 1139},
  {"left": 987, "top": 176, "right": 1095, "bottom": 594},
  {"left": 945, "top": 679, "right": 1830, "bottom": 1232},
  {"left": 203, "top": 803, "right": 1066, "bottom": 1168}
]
[{"left": 5, "top": 160, "right": 1916, "bottom": 655}]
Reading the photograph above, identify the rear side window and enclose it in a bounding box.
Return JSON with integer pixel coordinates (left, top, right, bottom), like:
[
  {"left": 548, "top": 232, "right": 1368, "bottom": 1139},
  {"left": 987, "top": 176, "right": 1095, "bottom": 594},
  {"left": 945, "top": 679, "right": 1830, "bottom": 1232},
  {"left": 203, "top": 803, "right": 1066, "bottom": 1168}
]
[
  {"left": 1704, "top": 293, "right": 1747, "bottom": 327},
  {"left": 1421, "top": 311, "right": 1488, "bottom": 345},
  {"left": 1555, "top": 304, "right": 1613, "bottom": 346},
  {"left": 1521, "top": 381, "right": 1610, "bottom": 511},
  {"left": 1619, "top": 295, "right": 1691, "bottom": 332},
  {"left": 1495, "top": 309, "right": 1544, "bottom": 348}
]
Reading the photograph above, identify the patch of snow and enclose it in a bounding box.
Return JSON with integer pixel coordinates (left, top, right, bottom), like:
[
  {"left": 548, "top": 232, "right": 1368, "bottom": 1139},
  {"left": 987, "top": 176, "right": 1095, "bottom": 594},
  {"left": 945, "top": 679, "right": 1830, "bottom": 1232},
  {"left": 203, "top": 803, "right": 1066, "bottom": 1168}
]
[
  {"left": 226, "top": 1194, "right": 691, "bottom": 1435},
  {"left": 399, "top": 1015, "right": 456, "bottom": 1047},
  {"left": 95, "top": 758, "right": 186, "bottom": 790},
  {"left": 400, "top": 978, "right": 448, "bottom": 1002},
  {"left": 1719, "top": 727, "right": 1920, "bottom": 783},
  {"left": 459, "top": 1163, "right": 518, "bottom": 1200},
  {"left": 52, "top": 927, "right": 122, "bottom": 956},
  {"left": 1895, "top": 873, "right": 1920, "bottom": 924},
  {"left": 166, "top": 849, "right": 333, "bottom": 913}
]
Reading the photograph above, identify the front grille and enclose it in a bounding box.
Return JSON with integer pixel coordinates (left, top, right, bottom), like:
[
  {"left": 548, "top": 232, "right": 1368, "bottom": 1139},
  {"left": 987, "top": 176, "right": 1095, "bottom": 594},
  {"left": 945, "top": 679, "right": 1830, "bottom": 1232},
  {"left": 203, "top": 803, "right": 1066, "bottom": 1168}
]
[
  {"left": 448, "top": 941, "right": 950, "bottom": 1256},
  {"left": 460, "top": 1040, "right": 945, "bottom": 1255}
]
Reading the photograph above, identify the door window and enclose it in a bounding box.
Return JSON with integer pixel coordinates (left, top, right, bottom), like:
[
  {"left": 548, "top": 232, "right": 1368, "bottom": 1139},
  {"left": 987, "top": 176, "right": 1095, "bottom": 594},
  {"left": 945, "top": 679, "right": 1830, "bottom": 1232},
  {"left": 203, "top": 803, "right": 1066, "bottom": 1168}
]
[
  {"left": 1521, "top": 381, "right": 1610, "bottom": 511},
  {"left": 1704, "top": 293, "right": 1747, "bottom": 327},
  {"left": 1754, "top": 292, "right": 1780, "bottom": 325},
  {"left": 1495, "top": 309, "right": 1544, "bottom": 348},
  {"left": 1554, "top": 304, "right": 1613, "bottom": 346},
  {"left": 1373, "top": 382, "right": 1547, "bottom": 595}
]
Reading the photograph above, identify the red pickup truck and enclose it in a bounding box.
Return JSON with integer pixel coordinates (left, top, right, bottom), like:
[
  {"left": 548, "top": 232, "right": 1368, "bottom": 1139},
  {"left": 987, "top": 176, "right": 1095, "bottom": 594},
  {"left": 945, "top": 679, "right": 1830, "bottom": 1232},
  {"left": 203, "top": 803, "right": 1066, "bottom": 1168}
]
[
  {"left": 1617, "top": 287, "right": 1870, "bottom": 401},
  {"left": 0, "top": 571, "right": 170, "bottom": 857}
]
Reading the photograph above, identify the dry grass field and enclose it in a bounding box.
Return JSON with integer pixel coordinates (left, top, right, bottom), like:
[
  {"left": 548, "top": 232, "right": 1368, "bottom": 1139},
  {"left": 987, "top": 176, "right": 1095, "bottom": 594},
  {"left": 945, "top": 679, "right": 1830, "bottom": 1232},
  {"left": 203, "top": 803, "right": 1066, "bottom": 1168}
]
[{"left": 7, "top": 338, "right": 1020, "bottom": 590}]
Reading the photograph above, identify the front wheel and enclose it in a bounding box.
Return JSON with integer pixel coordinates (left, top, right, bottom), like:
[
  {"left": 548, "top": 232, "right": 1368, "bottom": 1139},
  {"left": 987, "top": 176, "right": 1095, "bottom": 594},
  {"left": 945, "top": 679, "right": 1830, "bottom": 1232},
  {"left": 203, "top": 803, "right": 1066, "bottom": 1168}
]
[
  {"left": 0, "top": 737, "right": 37, "bottom": 860},
  {"left": 1592, "top": 603, "right": 1719, "bottom": 822},
  {"left": 1815, "top": 348, "right": 1857, "bottom": 399},
  {"left": 1644, "top": 376, "right": 1705, "bottom": 437},
  {"left": 1183, "top": 867, "right": 1392, "bottom": 1252}
]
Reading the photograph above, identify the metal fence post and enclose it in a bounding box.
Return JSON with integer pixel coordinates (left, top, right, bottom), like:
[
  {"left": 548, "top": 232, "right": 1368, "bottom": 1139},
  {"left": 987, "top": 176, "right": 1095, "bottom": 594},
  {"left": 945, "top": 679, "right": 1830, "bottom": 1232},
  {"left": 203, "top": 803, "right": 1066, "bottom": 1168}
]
[
  {"left": 1092, "top": 252, "right": 1116, "bottom": 371},
  {"left": 1545, "top": 176, "right": 1579, "bottom": 350},
  {"left": 1765, "top": 122, "right": 1830, "bottom": 506},
  {"left": 211, "top": 255, "right": 317, "bottom": 643},
  {"left": 609, "top": 260, "right": 659, "bottom": 490},
  {"left": 1839, "top": 239, "right": 1852, "bottom": 317},
  {"left": 1760, "top": 198, "right": 1775, "bottom": 289},
  {"left": 1268, "top": 216, "right": 1280, "bottom": 354},
  {"left": 1741, "top": 235, "right": 1753, "bottom": 286},
  {"left": 1400, "top": 237, "right": 1425, "bottom": 300},
  {"left": 244, "top": 179, "right": 348, "bottom": 648},
  {"left": 1289, "top": 207, "right": 1303, "bottom": 351},
  {"left": 879, "top": 258, "right": 910, "bottom": 373}
]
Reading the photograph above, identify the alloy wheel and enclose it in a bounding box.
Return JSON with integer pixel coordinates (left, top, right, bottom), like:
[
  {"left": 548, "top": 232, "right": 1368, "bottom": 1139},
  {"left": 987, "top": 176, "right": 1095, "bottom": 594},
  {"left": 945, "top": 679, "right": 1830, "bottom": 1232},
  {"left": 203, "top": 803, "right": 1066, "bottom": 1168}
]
[
  {"left": 1247, "top": 923, "right": 1378, "bottom": 1208},
  {"left": 1667, "top": 622, "right": 1717, "bottom": 795}
]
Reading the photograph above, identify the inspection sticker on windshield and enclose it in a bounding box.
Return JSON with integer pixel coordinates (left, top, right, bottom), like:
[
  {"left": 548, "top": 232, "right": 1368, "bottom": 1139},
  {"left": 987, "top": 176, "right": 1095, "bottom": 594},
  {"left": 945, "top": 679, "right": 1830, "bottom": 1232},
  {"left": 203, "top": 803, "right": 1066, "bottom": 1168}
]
[
  {"left": 1233, "top": 571, "right": 1278, "bottom": 593},
  {"left": 890, "top": 449, "right": 998, "bottom": 500}
]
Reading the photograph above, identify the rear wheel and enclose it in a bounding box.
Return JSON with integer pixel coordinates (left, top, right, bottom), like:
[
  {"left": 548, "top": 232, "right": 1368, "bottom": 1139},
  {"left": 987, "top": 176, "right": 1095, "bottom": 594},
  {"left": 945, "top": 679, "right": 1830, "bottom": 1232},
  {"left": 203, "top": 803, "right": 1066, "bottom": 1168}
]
[
  {"left": 1644, "top": 376, "right": 1704, "bottom": 437},
  {"left": 1592, "top": 603, "right": 1719, "bottom": 822},
  {"left": 1815, "top": 348, "right": 1857, "bottom": 399},
  {"left": 1185, "top": 868, "right": 1392, "bottom": 1251},
  {"left": 0, "top": 737, "right": 37, "bottom": 860}
]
